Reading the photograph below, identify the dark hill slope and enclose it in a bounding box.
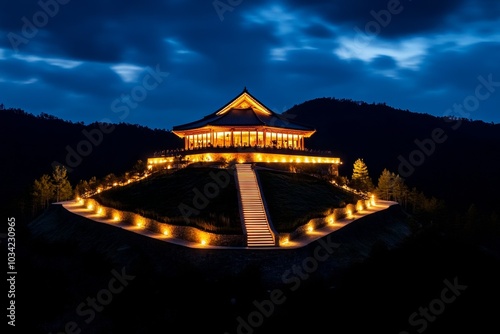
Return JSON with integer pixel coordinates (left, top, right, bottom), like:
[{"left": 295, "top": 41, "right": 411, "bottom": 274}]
[
  {"left": 284, "top": 98, "right": 500, "bottom": 210},
  {"left": 92, "top": 167, "right": 242, "bottom": 234},
  {"left": 0, "top": 108, "right": 181, "bottom": 217}
]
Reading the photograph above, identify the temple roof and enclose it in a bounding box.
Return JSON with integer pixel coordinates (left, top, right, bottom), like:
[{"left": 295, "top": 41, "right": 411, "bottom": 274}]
[{"left": 172, "top": 88, "right": 316, "bottom": 134}]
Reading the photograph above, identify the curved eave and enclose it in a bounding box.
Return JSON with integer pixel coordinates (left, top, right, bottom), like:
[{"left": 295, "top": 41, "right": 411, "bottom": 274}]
[{"left": 172, "top": 125, "right": 316, "bottom": 138}]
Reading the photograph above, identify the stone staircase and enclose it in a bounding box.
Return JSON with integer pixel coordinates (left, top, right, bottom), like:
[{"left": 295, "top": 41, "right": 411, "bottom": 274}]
[{"left": 235, "top": 164, "right": 276, "bottom": 247}]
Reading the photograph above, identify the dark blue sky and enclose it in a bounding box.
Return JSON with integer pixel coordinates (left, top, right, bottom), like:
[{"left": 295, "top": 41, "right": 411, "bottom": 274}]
[{"left": 1, "top": 0, "right": 499, "bottom": 130}]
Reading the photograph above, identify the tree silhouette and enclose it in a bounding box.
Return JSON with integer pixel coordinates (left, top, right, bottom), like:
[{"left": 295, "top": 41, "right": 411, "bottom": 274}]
[
  {"left": 350, "top": 158, "right": 374, "bottom": 192},
  {"left": 376, "top": 169, "right": 393, "bottom": 200},
  {"left": 52, "top": 165, "right": 73, "bottom": 202},
  {"left": 32, "top": 174, "right": 54, "bottom": 211}
]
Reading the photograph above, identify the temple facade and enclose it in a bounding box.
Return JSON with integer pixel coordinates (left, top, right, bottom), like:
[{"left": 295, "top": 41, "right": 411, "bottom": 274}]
[
  {"left": 148, "top": 88, "right": 340, "bottom": 167},
  {"left": 172, "top": 88, "right": 315, "bottom": 151}
]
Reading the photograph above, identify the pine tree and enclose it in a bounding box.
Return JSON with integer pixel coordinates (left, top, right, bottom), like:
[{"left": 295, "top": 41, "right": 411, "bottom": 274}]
[
  {"left": 351, "top": 158, "right": 374, "bottom": 192},
  {"left": 32, "top": 174, "right": 54, "bottom": 210},
  {"left": 75, "top": 180, "right": 90, "bottom": 198},
  {"left": 392, "top": 174, "right": 408, "bottom": 208},
  {"left": 376, "top": 169, "right": 393, "bottom": 200},
  {"left": 52, "top": 165, "right": 73, "bottom": 202}
]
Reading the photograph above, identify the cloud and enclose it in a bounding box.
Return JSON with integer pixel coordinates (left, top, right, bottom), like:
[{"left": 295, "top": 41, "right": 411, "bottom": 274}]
[{"left": 0, "top": 0, "right": 498, "bottom": 127}]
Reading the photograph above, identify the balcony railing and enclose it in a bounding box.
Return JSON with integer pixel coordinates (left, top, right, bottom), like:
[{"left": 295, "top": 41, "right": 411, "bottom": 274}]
[{"left": 152, "top": 145, "right": 336, "bottom": 158}]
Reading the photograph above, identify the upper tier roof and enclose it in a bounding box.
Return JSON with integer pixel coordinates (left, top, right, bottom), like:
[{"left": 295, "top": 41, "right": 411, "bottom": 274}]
[{"left": 172, "top": 88, "right": 316, "bottom": 133}]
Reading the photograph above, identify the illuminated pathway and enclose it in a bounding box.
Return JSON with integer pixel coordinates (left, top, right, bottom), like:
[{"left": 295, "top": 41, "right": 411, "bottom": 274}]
[
  {"left": 235, "top": 164, "right": 276, "bottom": 247},
  {"left": 60, "top": 199, "right": 397, "bottom": 250}
]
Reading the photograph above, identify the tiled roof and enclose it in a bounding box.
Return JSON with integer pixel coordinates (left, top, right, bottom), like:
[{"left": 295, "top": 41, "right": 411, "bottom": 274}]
[{"left": 173, "top": 89, "right": 315, "bottom": 132}]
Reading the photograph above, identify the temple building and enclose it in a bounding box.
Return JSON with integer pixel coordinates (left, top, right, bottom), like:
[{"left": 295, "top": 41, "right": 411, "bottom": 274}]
[{"left": 148, "top": 88, "right": 340, "bottom": 168}]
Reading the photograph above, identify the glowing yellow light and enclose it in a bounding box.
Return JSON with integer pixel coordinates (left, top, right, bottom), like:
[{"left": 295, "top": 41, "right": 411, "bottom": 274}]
[
  {"left": 357, "top": 204, "right": 364, "bottom": 212},
  {"left": 201, "top": 240, "right": 207, "bottom": 246},
  {"left": 163, "top": 230, "right": 169, "bottom": 236},
  {"left": 307, "top": 226, "right": 313, "bottom": 233},
  {"left": 78, "top": 198, "right": 84, "bottom": 205},
  {"left": 113, "top": 182, "right": 118, "bottom": 187},
  {"left": 87, "top": 204, "right": 94, "bottom": 210},
  {"left": 371, "top": 195, "right": 376, "bottom": 206},
  {"left": 329, "top": 218, "right": 334, "bottom": 224},
  {"left": 113, "top": 214, "right": 120, "bottom": 221},
  {"left": 347, "top": 210, "right": 353, "bottom": 218},
  {"left": 97, "top": 207, "right": 103, "bottom": 215},
  {"left": 282, "top": 238, "right": 289, "bottom": 245}
]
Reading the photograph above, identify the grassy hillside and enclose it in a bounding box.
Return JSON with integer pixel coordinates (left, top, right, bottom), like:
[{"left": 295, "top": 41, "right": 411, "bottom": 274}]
[
  {"left": 91, "top": 166, "right": 361, "bottom": 235},
  {"left": 92, "top": 166, "right": 242, "bottom": 234},
  {"left": 256, "top": 168, "right": 361, "bottom": 232}
]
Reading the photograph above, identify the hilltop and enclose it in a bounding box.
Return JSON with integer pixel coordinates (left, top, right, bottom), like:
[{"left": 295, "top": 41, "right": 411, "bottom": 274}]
[{"left": 91, "top": 166, "right": 362, "bottom": 234}]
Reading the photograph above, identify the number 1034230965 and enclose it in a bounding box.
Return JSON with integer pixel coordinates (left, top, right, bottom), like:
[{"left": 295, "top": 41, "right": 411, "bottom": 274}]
[{"left": 7, "top": 217, "right": 15, "bottom": 271}]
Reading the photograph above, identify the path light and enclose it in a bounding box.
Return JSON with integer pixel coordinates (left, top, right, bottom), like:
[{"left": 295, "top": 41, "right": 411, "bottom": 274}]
[
  {"left": 347, "top": 209, "right": 353, "bottom": 219},
  {"left": 163, "top": 229, "right": 169, "bottom": 236},
  {"left": 201, "top": 239, "right": 207, "bottom": 246},
  {"left": 307, "top": 225, "right": 314, "bottom": 233},
  {"left": 329, "top": 217, "right": 334, "bottom": 224},
  {"left": 87, "top": 204, "right": 94, "bottom": 210},
  {"left": 97, "top": 207, "right": 103, "bottom": 215},
  {"left": 371, "top": 195, "right": 376, "bottom": 206},
  {"left": 135, "top": 217, "right": 145, "bottom": 228},
  {"left": 113, "top": 213, "right": 121, "bottom": 221}
]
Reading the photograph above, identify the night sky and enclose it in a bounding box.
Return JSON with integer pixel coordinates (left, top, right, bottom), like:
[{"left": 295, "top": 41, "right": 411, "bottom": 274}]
[{"left": 1, "top": 0, "right": 499, "bottom": 130}]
